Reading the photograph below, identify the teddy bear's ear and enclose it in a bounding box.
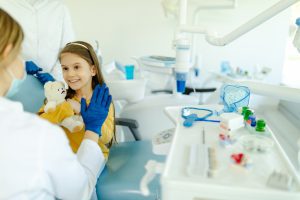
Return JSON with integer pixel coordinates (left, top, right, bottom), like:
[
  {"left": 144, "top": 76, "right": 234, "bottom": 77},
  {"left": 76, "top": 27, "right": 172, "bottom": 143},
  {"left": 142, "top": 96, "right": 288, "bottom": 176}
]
[
  {"left": 44, "top": 81, "right": 54, "bottom": 93},
  {"left": 58, "top": 81, "right": 65, "bottom": 88}
]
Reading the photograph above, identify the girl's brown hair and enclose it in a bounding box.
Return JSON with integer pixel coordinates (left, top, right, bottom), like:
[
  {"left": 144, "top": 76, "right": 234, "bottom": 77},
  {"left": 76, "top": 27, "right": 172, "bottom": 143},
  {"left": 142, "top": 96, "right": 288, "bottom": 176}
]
[
  {"left": 59, "top": 41, "right": 116, "bottom": 147},
  {"left": 0, "top": 8, "right": 24, "bottom": 69}
]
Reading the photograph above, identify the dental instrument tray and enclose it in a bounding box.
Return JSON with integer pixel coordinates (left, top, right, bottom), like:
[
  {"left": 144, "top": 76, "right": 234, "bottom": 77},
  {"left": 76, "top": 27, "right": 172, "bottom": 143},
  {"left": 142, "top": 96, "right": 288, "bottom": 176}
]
[
  {"left": 162, "top": 105, "right": 300, "bottom": 200},
  {"left": 140, "top": 55, "right": 175, "bottom": 67},
  {"left": 138, "top": 55, "right": 175, "bottom": 75}
]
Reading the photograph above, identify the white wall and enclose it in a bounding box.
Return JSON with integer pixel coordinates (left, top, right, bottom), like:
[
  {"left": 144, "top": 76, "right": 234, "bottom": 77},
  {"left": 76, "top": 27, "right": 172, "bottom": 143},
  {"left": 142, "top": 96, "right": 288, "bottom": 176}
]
[
  {"left": 64, "top": 0, "right": 290, "bottom": 85},
  {"left": 64, "top": 0, "right": 175, "bottom": 64}
]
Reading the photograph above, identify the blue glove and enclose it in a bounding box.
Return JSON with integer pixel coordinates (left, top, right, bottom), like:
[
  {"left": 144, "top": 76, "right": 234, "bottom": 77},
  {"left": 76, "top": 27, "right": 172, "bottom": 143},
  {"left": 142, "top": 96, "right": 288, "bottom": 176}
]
[
  {"left": 81, "top": 84, "right": 112, "bottom": 135},
  {"left": 36, "top": 72, "right": 55, "bottom": 85},
  {"left": 25, "top": 61, "right": 43, "bottom": 75}
]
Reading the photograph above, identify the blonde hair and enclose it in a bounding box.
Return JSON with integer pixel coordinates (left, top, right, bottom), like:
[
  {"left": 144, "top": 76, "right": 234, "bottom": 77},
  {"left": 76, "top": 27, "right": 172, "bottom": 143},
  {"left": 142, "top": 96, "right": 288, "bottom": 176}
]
[{"left": 0, "top": 8, "right": 24, "bottom": 68}]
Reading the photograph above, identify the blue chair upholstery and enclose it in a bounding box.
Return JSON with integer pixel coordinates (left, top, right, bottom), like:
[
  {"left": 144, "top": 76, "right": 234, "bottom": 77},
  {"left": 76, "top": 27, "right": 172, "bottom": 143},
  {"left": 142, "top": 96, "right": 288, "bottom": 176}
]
[
  {"left": 8, "top": 75, "right": 45, "bottom": 113},
  {"left": 96, "top": 140, "right": 165, "bottom": 200}
]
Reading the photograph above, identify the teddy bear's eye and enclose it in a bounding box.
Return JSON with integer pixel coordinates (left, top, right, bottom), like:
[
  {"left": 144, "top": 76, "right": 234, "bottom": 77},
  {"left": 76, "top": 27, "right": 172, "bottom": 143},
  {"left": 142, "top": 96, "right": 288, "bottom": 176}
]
[{"left": 58, "top": 89, "right": 60, "bottom": 91}]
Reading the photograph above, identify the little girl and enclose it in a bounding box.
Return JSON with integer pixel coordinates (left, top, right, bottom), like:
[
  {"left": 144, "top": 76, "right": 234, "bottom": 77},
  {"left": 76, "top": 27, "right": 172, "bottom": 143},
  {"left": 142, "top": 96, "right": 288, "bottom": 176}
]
[{"left": 39, "top": 41, "right": 115, "bottom": 159}]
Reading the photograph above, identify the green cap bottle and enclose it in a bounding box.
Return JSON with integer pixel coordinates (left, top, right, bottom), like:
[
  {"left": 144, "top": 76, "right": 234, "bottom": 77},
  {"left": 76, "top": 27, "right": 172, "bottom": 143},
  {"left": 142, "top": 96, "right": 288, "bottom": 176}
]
[
  {"left": 256, "top": 119, "right": 266, "bottom": 132},
  {"left": 244, "top": 109, "right": 253, "bottom": 120},
  {"left": 242, "top": 106, "right": 249, "bottom": 115}
]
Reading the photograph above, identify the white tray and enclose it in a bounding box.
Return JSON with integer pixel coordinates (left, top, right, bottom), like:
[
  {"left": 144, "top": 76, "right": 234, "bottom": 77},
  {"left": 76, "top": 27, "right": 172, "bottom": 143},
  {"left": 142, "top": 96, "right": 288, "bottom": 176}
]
[{"left": 161, "top": 105, "right": 300, "bottom": 200}]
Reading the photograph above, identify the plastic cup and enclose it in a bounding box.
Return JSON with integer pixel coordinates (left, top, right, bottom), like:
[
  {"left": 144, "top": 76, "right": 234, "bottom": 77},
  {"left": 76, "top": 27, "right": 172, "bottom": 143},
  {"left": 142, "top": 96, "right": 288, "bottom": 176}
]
[{"left": 125, "top": 65, "right": 134, "bottom": 80}]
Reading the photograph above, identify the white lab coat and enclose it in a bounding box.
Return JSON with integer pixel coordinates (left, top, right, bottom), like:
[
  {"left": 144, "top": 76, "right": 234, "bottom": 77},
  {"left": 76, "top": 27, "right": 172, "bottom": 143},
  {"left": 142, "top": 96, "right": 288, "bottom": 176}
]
[
  {"left": 0, "top": 0, "right": 75, "bottom": 80},
  {"left": 0, "top": 97, "right": 105, "bottom": 200}
]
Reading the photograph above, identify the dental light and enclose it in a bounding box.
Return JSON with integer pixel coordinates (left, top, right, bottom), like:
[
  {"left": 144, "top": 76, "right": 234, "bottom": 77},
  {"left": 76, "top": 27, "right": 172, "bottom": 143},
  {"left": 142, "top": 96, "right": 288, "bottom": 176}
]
[{"left": 177, "top": 0, "right": 300, "bottom": 46}]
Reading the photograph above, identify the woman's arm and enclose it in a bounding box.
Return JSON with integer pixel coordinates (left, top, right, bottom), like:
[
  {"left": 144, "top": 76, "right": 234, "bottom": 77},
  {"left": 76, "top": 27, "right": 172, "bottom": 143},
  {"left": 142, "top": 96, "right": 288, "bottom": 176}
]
[{"left": 43, "top": 126, "right": 104, "bottom": 200}]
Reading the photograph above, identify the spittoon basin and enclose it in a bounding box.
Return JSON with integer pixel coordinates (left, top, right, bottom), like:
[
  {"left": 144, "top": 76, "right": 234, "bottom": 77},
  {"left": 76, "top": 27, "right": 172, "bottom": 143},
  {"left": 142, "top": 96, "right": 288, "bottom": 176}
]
[{"left": 106, "top": 79, "right": 147, "bottom": 103}]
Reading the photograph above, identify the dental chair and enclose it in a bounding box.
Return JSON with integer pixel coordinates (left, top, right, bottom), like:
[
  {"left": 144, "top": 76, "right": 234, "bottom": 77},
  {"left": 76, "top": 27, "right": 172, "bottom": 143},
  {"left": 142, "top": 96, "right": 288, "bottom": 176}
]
[
  {"left": 9, "top": 75, "right": 45, "bottom": 113},
  {"left": 9, "top": 75, "right": 165, "bottom": 200}
]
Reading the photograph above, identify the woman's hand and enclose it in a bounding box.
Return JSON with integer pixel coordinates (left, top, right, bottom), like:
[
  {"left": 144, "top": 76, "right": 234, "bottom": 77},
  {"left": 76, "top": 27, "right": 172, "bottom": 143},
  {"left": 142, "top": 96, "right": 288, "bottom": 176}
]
[
  {"left": 80, "top": 84, "right": 112, "bottom": 136},
  {"left": 36, "top": 72, "right": 55, "bottom": 85},
  {"left": 25, "top": 61, "right": 42, "bottom": 75}
]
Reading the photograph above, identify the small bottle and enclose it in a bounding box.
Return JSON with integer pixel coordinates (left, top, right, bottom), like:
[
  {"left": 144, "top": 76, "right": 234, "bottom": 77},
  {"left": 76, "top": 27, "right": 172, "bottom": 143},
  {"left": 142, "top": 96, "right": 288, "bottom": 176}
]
[
  {"left": 293, "top": 18, "right": 300, "bottom": 53},
  {"left": 255, "top": 119, "right": 268, "bottom": 136},
  {"left": 220, "top": 61, "right": 231, "bottom": 75},
  {"left": 242, "top": 106, "right": 249, "bottom": 115},
  {"left": 193, "top": 55, "right": 202, "bottom": 77},
  {"left": 250, "top": 116, "right": 256, "bottom": 127},
  {"left": 248, "top": 115, "right": 256, "bottom": 134},
  {"left": 244, "top": 109, "right": 253, "bottom": 121},
  {"left": 256, "top": 119, "right": 265, "bottom": 131}
]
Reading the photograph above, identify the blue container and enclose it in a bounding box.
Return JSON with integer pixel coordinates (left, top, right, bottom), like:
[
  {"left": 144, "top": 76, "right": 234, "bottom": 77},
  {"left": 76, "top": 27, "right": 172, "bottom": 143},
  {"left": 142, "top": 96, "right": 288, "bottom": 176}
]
[
  {"left": 220, "top": 61, "right": 231, "bottom": 74},
  {"left": 125, "top": 65, "right": 134, "bottom": 80},
  {"left": 220, "top": 84, "right": 250, "bottom": 113},
  {"left": 175, "top": 72, "right": 187, "bottom": 93},
  {"left": 176, "top": 80, "right": 186, "bottom": 93}
]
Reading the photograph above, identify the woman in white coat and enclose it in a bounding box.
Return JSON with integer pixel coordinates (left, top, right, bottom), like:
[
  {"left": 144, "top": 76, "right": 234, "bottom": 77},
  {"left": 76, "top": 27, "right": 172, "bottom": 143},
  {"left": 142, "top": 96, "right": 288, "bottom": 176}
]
[{"left": 0, "top": 8, "right": 110, "bottom": 200}]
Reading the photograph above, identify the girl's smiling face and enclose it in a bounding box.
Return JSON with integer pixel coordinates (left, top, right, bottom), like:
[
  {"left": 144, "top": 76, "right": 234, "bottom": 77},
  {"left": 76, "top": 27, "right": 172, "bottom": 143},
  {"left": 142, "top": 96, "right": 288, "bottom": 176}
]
[{"left": 61, "top": 52, "right": 96, "bottom": 91}]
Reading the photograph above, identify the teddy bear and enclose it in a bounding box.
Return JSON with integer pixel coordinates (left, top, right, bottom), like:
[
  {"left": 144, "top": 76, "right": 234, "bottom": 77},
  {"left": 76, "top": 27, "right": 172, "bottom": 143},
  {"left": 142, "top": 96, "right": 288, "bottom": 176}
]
[{"left": 39, "top": 81, "right": 84, "bottom": 133}]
